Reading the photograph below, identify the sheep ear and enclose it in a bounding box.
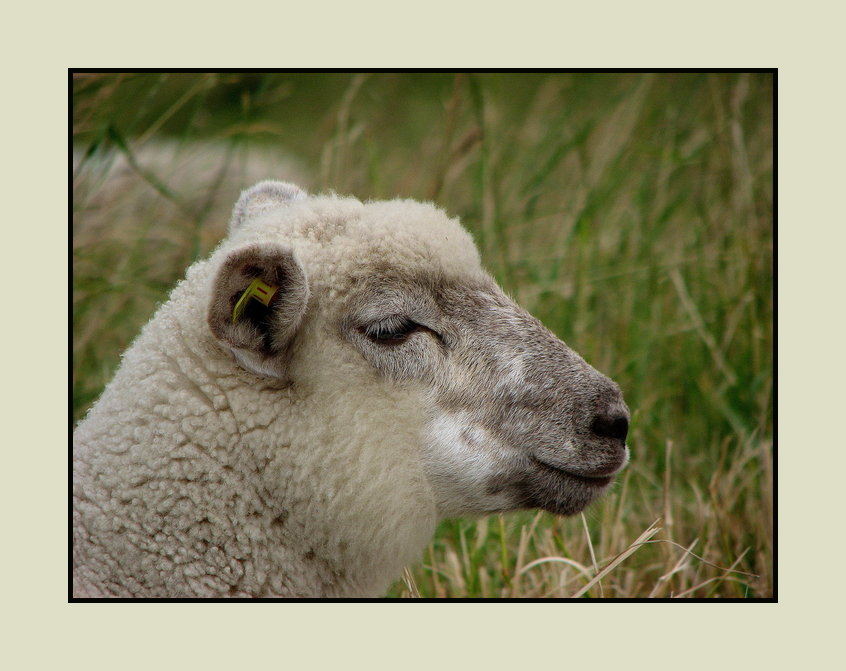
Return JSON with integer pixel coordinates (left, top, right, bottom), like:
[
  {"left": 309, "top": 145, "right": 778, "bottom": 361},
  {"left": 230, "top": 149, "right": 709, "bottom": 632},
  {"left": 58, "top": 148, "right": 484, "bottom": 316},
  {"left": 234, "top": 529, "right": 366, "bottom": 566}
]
[
  {"left": 208, "top": 244, "right": 309, "bottom": 380},
  {"left": 230, "top": 181, "right": 307, "bottom": 232}
]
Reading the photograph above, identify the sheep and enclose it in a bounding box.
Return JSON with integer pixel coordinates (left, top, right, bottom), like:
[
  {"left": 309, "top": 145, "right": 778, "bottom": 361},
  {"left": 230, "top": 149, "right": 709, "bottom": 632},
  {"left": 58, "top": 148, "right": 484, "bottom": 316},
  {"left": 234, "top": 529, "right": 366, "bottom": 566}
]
[{"left": 72, "top": 181, "right": 630, "bottom": 598}]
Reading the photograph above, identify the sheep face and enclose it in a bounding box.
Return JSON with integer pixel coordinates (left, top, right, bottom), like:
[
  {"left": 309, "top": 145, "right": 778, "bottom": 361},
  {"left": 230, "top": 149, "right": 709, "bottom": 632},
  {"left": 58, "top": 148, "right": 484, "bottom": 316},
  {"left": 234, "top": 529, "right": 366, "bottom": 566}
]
[
  {"left": 211, "top": 182, "right": 629, "bottom": 523},
  {"left": 340, "top": 273, "right": 629, "bottom": 519}
]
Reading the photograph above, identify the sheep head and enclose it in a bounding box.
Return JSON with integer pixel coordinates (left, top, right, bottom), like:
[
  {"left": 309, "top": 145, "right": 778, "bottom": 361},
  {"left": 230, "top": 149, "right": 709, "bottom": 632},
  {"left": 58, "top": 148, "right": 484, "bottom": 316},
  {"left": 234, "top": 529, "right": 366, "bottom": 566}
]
[{"left": 208, "top": 181, "right": 629, "bottom": 522}]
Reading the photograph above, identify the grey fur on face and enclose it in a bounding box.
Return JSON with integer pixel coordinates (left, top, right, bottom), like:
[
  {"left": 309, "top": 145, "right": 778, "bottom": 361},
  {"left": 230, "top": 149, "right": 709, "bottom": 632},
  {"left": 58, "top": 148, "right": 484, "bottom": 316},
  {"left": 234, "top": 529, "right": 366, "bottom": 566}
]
[{"left": 340, "top": 272, "right": 629, "bottom": 519}]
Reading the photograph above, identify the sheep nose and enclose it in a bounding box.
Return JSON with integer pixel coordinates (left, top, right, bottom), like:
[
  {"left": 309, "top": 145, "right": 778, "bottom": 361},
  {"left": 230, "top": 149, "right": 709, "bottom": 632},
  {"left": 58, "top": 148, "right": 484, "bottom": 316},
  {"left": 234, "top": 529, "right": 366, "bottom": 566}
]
[{"left": 591, "top": 411, "right": 629, "bottom": 443}]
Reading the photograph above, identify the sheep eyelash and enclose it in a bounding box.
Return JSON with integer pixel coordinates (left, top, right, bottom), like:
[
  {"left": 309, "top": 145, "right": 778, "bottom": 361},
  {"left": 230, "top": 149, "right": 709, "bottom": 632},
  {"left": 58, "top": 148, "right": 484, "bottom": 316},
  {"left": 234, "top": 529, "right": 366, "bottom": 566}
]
[{"left": 360, "top": 315, "right": 419, "bottom": 343}]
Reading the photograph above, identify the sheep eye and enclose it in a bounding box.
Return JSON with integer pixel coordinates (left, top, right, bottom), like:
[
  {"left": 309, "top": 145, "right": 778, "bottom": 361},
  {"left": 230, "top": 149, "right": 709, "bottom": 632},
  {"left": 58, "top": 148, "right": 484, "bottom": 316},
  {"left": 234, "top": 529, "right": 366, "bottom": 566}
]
[{"left": 362, "top": 316, "right": 418, "bottom": 343}]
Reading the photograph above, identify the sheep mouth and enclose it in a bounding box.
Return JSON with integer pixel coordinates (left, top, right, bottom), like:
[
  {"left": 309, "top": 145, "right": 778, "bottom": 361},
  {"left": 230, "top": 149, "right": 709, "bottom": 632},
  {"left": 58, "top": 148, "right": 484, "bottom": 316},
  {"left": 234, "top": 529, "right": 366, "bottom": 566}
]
[{"left": 529, "top": 457, "right": 615, "bottom": 488}]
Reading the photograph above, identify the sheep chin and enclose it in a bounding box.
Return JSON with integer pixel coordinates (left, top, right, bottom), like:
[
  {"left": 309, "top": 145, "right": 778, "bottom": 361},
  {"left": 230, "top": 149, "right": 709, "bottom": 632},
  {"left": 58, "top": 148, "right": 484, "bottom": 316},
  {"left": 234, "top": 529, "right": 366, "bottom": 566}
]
[{"left": 420, "top": 407, "right": 630, "bottom": 519}]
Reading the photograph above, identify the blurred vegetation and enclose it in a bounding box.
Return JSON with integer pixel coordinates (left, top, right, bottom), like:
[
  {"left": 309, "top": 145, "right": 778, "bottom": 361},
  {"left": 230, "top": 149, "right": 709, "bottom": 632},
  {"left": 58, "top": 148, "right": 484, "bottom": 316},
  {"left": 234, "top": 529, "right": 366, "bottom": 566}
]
[{"left": 73, "top": 72, "right": 773, "bottom": 598}]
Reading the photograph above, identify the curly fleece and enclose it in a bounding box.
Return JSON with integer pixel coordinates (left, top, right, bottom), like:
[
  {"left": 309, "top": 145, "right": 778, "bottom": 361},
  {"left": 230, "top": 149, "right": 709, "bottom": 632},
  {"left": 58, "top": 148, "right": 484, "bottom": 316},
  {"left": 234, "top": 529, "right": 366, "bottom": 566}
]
[{"left": 73, "top": 187, "right": 482, "bottom": 598}]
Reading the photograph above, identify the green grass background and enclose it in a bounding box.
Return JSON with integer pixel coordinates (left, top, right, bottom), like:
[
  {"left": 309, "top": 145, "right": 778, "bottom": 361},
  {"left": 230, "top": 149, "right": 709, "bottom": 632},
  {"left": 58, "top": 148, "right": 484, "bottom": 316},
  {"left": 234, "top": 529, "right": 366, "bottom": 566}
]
[{"left": 73, "top": 72, "right": 773, "bottom": 598}]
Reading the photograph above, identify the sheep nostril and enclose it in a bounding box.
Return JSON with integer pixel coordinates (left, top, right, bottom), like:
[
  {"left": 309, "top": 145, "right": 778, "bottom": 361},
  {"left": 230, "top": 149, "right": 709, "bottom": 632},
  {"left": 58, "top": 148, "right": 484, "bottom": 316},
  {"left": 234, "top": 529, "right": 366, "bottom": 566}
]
[{"left": 591, "top": 413, "right": 629, "bottom": 442}]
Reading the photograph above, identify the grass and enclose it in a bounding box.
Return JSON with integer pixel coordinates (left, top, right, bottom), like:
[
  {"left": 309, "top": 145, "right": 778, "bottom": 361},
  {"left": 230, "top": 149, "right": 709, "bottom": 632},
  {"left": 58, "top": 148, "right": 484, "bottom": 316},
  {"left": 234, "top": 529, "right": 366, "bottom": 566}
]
[{"left": 72, "top": 72, "right": 774, "bottom": 598}]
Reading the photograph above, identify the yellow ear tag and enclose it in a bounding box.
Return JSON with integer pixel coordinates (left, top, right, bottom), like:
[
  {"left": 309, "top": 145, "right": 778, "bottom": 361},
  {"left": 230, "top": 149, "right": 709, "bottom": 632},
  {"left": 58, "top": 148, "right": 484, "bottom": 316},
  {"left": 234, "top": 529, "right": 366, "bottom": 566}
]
[{"left": 232, "top": 278, "right": 279, "bottom": 324}]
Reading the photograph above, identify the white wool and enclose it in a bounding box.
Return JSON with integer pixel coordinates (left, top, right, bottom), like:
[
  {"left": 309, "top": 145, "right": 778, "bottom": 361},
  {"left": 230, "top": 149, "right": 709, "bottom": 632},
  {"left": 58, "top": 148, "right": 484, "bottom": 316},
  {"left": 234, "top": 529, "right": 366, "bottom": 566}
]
[
  {"left": 74, "top": 194, "right": 458, "bottom": 598},
  {"left": 73, "top": 182, "right": 630, "bottom": 598}
]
